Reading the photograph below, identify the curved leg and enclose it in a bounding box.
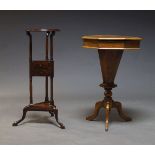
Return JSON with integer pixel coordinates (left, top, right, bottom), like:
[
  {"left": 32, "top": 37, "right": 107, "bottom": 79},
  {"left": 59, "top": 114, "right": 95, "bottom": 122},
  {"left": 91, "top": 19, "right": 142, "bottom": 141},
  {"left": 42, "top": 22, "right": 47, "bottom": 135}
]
[
  {"left": 86, "top": 101, "right": 103, "bottom": 121},
  {"left": 113, "top": 101, "right": 132, "bottom": 121},
  {"left": 54, "top": 109, "right": 65, "bottom": 129},
  {"left": 105, "top": 103, "right": 110, "bottom": 131},
  {"left": 49, "top": 111, "right": 54, "bottom": 117},
  {"left": 12, "top": 108, "right": 28, "bottom": 126}
]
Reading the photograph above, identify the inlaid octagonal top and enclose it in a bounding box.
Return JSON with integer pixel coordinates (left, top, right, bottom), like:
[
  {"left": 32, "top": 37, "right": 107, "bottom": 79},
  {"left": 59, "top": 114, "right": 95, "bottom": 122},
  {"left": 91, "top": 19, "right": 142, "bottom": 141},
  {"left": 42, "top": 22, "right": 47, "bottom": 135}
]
[{"left": 82, "top": 35, "right": 142, "bottom": 50}]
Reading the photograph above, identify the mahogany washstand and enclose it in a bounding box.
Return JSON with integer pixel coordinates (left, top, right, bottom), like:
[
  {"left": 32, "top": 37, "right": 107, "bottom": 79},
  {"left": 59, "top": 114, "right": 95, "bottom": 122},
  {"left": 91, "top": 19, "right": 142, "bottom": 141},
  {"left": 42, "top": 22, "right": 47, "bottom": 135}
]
[{"left": 13, "top": 28, "right": 65, "bottom": 129}]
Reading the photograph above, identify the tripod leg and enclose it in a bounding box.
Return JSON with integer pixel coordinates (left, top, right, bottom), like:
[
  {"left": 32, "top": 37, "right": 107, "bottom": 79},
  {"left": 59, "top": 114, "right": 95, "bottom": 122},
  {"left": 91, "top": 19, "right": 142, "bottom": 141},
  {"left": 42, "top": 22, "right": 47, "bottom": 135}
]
[
  {"left": 49, "top": 111, "right": 54, "bottom": 117},
  {"left": 105, "top": 103, "right": 110, "bottom": 131},
  {"left": 113, "top": 101, "right": 132, "bottom": 121},
  {"left": 12, "top": 107, "right": 28, "bottom": 126},
  {"left": 86, "top": 101, "right": 103, "bottom": 121},
  {"left": 53, "top": 109, "right": 65, "bottom": 129}
]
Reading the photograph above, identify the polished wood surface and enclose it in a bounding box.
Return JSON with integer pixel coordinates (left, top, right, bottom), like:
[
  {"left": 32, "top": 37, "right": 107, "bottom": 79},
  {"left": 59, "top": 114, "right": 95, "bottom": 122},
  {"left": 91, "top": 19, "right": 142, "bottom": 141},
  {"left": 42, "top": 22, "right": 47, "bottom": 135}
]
[
  {"left": 99, "top": 50, "right": 123, "bottom": 85},
  {"left": 31, "top": 60, "right": 54, "bottom": 76},
  {"left": 13, "top": 29, "right": 65, "bottom": 129},
  {"left": 82, "top": 35, "right": 142, "bottom": 40},
  {"left": 82, "top": 35, "right": 142, "bottom": 131},
  {"left": 82, "top": 35, "right": 142, "bottom": 49}
]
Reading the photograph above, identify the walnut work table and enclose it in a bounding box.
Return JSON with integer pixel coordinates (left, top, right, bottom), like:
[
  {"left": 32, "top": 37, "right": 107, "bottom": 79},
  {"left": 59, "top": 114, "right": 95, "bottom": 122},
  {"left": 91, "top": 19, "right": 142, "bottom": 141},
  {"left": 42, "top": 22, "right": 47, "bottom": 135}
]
[
  {"left": 12, "top": 28, "right": 65, "bottom": 129},
  {"left": 82, "top": 35, "right": 142, "bottom": 131}
]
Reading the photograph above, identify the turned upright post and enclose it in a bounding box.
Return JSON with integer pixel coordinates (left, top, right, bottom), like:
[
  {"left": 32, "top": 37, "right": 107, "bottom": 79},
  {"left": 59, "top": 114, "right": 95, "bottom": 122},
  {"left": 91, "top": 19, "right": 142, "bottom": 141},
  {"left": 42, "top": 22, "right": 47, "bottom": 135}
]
[
  {"left": 82, "top": 35, "right": 142, "bottom": 131},
  {"left": 13, "top": 28, "right": 65, "bottom": 129}
]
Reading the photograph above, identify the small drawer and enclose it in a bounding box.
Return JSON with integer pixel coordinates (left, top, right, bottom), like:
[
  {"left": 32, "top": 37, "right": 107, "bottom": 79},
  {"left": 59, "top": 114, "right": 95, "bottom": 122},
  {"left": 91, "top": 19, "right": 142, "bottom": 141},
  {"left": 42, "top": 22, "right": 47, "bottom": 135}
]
[{"left": 31, "top": 60, "right": 54, "bottom": 76}]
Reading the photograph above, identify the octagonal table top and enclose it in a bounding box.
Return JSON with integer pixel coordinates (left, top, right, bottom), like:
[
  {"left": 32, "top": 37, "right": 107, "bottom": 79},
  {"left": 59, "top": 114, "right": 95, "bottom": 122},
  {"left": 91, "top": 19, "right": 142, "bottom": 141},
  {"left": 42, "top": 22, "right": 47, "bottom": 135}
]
[{"left": 82, "top": 35, "right": 143, "bottom": 50}]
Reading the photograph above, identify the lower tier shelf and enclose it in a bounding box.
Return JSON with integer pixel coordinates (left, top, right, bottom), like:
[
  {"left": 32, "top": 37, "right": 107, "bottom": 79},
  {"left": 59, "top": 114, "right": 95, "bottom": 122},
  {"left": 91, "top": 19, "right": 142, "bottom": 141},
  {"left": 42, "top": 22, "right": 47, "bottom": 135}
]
[{"left": 12, "top": 101, "right": 65, "bottom": 129}]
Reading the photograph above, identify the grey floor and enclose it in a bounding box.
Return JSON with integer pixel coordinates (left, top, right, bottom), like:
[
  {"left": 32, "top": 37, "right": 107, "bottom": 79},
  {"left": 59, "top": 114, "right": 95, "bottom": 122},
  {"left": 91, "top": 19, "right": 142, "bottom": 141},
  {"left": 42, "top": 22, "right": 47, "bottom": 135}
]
[{"left": 0, "top": 93, "right": 155, "bottom": 145}]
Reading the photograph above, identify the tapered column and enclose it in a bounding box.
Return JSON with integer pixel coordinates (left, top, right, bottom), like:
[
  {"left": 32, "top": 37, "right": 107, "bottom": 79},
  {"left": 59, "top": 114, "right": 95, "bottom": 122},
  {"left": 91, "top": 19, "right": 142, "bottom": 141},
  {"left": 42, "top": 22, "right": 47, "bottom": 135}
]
[{"left": 98, "top": 49, "right": 123, "bottom": 89}]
